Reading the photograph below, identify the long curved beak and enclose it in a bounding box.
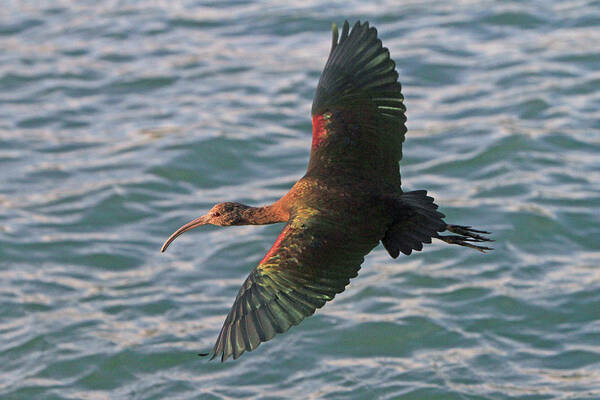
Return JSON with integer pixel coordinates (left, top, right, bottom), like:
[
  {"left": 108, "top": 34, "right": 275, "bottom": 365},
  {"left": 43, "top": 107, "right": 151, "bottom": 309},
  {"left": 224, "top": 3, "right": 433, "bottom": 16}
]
[{"left": 161, "top": 215, "right": 210, "bottom": 253}]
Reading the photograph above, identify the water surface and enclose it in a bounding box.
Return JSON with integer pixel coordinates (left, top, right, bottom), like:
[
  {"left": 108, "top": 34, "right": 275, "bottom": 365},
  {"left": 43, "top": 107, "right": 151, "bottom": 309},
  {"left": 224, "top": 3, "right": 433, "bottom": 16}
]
[{"left": 1, "top": 1, "right": 599, "bottom": 399}]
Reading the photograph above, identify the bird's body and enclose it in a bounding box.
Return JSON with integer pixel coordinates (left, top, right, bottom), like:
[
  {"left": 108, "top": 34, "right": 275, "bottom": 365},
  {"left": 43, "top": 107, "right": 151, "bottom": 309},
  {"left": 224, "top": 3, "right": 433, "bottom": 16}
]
[{"left": 161, "top": 21, "right": 492, "bottom": 361}]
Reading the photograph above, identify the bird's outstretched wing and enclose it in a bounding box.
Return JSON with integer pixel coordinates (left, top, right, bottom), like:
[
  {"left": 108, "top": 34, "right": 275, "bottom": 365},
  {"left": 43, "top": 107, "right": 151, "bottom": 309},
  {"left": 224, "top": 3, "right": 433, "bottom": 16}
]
[
  {"left": 209, "top": 209, "right": 383, "bottom": 361},
  {"left": 308, "top": 20, "right": 406, "bottom": 184}
]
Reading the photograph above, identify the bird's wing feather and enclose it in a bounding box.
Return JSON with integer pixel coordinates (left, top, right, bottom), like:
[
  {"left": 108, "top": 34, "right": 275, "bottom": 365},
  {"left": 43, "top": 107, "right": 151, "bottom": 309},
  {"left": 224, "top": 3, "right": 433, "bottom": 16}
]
[
  {"left": 210, "top": 209, "right": 381, "bottom": 361},
  {"left": 308, "top": 20, "right": 406, "bottom": 183}
]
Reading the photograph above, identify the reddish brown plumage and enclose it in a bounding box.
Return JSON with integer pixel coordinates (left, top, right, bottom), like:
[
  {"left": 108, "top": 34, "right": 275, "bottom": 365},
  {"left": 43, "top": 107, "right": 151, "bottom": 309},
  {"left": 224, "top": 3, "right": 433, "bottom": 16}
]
[
  {"left": 311, "top": 114, "right": 328, "bottom": 149},
  {"left": 161, "top": 20, "right": 492, "bottom": 362},
  {"left": 258, "top": 225, "right": 291, "bottom": 265}
]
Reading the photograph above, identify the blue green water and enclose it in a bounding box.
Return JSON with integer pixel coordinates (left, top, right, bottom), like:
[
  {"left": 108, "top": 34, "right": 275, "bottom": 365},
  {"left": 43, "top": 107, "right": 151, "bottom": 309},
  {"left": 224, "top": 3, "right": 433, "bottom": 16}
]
[{"left": 1, "top": 1, "right": 599, "bottom": 399}]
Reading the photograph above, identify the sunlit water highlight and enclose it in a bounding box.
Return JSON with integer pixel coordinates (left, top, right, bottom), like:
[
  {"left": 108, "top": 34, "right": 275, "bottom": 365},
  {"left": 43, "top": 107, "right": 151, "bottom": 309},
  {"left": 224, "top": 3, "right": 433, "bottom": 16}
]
[{"left": 1, "top": 1, "right": 599, "bottom": 399}]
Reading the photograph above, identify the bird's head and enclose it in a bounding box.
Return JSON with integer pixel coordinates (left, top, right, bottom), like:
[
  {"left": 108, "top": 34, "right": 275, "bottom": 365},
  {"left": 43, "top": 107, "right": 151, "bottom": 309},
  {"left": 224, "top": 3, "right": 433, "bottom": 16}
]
[
  {"left": 206, "top": 202, "right": 251, "bottom": 226},
  {"left": 161, "top": 202, "right": 250, "bottom": 252}
]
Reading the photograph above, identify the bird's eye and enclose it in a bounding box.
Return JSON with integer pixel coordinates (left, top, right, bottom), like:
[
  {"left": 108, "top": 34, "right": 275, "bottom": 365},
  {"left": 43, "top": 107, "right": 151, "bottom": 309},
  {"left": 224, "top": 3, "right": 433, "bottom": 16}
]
[{"left": 213, "top": 212, "right": 221, "bottom": 217}]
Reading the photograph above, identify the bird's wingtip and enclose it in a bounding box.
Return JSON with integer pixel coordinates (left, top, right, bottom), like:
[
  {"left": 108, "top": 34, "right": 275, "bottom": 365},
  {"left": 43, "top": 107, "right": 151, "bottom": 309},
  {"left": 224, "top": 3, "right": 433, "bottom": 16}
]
[
  {"left": 331, "top": 22, "right": 339, "bottom": 51},
  {"left": 206, "top": 350, "right": 228, "bottom": 363}
]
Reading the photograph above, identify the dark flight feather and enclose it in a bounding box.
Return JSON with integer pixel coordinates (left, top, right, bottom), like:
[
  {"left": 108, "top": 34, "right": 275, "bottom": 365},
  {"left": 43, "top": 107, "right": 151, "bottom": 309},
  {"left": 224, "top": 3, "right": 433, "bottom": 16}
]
[
  {"left": 209, "top": 210, "right": 381, "bottom": 361},
  {"left": 308, "top": 20, "right": 406, "bottom": 184},
  {"left": 185, "top": 21, "right": 493, "bottom": 362}
]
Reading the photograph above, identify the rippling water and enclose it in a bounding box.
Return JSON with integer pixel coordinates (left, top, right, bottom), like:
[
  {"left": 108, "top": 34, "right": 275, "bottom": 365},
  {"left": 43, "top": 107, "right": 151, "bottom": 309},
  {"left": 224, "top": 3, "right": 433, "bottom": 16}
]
[{"left": 1, "top": 1, "right": 599, "bottom": 399}]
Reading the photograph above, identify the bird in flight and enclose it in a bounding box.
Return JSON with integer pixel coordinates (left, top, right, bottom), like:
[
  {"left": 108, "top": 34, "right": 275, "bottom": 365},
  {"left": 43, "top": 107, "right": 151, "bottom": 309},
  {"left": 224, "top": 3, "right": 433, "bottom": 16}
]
[{"left": 161, "top": 20, "right": 492, "bottom": 362}]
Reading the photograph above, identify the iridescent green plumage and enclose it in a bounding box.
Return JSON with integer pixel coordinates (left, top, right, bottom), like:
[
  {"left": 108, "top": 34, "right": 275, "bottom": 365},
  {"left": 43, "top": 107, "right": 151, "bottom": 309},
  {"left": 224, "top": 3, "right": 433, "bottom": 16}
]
[
  {"left": 309, "top": 20, "right": 406, "bottom": 186},
  {"left": 161, "top": 20, "right": 492, "bottom": 362},
  {"left": 211, "top": 206, "right": 386, "bottom": 361}
]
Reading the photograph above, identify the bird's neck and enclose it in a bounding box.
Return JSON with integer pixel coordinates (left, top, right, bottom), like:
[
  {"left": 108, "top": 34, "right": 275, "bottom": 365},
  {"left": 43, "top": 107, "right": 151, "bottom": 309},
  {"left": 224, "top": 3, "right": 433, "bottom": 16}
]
[{"left": 239, "top": 203, "right": 288, "bottom": 225}]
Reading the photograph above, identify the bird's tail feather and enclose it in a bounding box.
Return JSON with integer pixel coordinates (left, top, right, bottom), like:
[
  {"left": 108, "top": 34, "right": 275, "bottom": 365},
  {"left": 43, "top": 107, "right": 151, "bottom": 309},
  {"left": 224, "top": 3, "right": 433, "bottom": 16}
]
[{"left": 381, "top": 190, "right": 493, "bottom": 257}]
